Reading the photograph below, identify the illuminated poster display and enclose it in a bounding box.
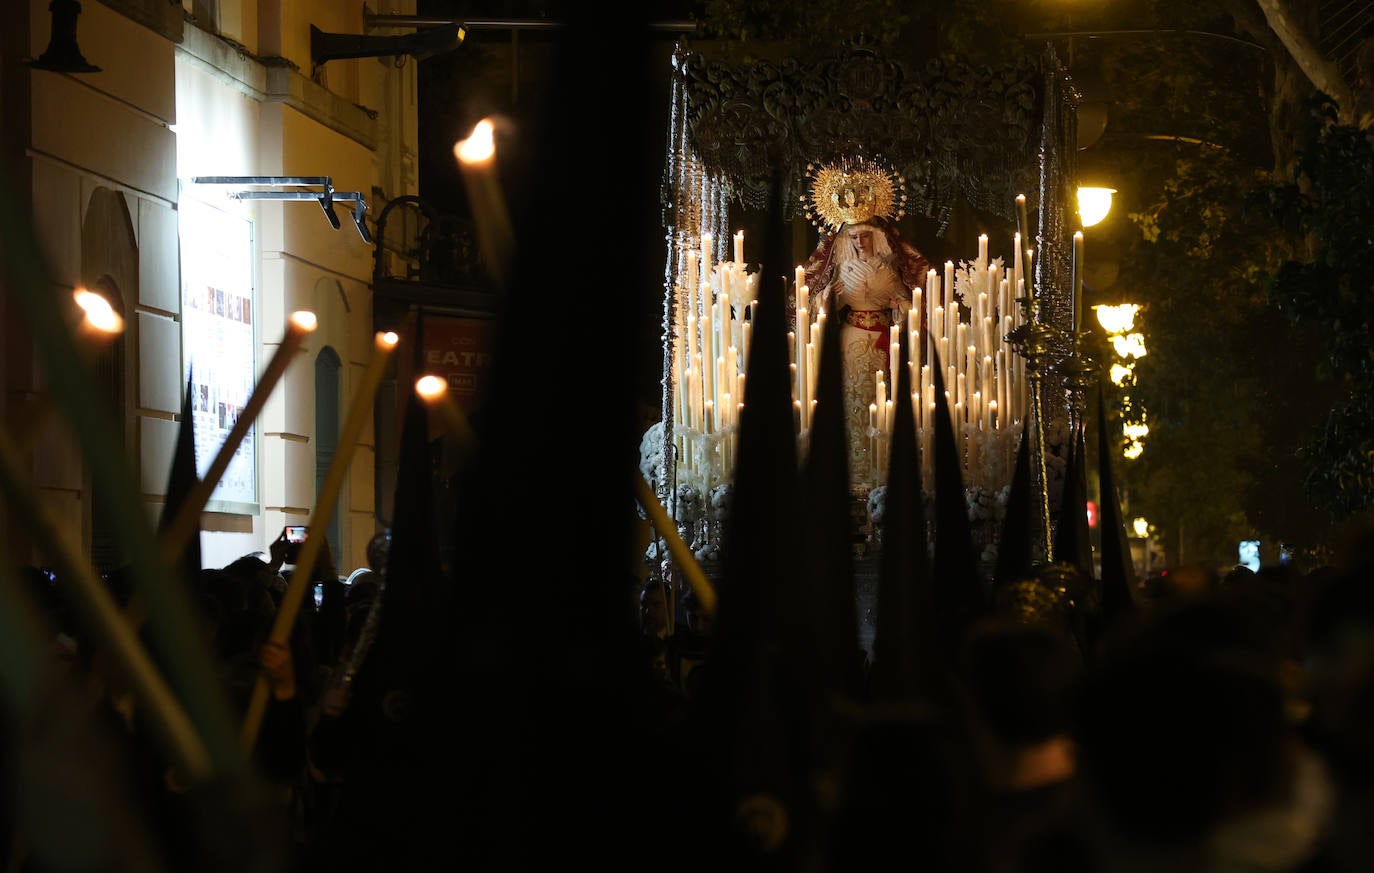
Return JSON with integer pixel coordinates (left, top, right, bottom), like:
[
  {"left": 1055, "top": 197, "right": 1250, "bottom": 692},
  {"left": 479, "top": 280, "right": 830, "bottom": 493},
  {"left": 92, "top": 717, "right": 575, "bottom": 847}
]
[
  {"left": 421, "top": 315, "right": 497, "bottom": 406},
  {"left": 180, "top": 197, "right": 257, "bottom": 513}
]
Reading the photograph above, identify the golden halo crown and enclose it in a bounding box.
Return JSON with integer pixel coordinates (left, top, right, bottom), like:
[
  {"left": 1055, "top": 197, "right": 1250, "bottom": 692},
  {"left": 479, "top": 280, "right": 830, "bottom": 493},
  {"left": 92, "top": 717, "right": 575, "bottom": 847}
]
[{"left": 800, "top": 155, "right": 907, "bottom": 231}]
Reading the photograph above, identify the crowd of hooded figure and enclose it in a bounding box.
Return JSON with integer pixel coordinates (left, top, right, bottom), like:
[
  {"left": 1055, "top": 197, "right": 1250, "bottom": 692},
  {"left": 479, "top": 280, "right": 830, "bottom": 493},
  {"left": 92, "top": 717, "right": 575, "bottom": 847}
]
[
  {"left": 2, "top": 528, "right": 397, "bottom": 872},
  {"left": 630, "top": 544, "right": 1374, "bottom": 873},
  {"left": 4, "top": 489, "right": 1374, "bottom": 873}
]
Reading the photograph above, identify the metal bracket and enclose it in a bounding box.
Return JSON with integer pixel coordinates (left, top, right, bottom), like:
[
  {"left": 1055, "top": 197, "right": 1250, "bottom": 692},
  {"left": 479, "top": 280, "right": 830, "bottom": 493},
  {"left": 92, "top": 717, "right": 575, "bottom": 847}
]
[{"left": 191, "top": 176, "right": 373, "bottom": 244}]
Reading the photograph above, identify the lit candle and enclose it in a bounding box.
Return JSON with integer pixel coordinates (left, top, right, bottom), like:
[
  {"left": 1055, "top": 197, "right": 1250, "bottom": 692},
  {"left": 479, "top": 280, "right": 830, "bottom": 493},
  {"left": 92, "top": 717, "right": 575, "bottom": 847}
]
[
  {"left": 944, "top": 260, "right": 955, "bottom": 301},
  {"left": 1072, "top": 230, "right": 1085, "bottom": 332},
  {"left": 701, "top": 232, "right": 713, "bottom": 281},
  {"left": 795, "top": 307, "right": 809, "bottom": 426},
  {"left": 978, "top": 233, "right": 988, "bottom": 265},
  {"left": 455, "top": 119, "right": 513, "bottom": 287},
  {"left": 1011, "top": 233, "right": 1023, "bottom": 308},
  {"left": 719, "top": 290, "right": 731, "bottom": 366},
  {"left": 717, "top": 355, "right": 728, "bottom": 427},
  {"left": 1015, "top": 193, "right": 1031, "bottom": 261},
  {"left": 890, "top": 324, "right": 900, "bottom": 379},
  {"left": 876, "top": 372, "right": 888, "bottom": 434},
  {"left": 869, "top": 403, "right": 879, "bottom": 481},
  {"left": 734, "top": 230, "right": 745, "bottom": 265},
  {"left": 702, "top": 285, "right": 715, "bottom": 414}
]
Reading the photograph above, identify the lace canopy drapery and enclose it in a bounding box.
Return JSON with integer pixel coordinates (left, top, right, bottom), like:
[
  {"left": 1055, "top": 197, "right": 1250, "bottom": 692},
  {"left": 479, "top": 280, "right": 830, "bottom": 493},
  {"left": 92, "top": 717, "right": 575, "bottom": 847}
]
[{"left": 676, "top": 35, "right": 1046, "bottom": 234}]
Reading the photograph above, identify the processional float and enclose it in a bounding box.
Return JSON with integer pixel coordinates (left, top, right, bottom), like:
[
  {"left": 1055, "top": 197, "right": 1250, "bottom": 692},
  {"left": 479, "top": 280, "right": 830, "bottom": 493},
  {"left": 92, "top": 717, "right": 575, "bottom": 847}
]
[{"left": 646, "top": 35, "right": 1093, "bottom": 586}]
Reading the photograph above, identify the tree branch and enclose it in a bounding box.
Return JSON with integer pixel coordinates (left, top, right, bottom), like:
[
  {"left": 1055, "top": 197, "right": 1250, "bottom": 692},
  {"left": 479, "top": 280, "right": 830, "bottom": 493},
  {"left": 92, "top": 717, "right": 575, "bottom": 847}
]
[{"left": 1254, "top": 0, "right": 1356, "bottom": 123}]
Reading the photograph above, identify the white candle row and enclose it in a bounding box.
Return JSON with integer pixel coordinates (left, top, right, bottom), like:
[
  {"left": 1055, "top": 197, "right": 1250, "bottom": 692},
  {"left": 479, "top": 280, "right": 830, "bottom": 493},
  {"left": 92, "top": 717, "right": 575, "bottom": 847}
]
[
  {"left": 669, "top": 230, "right": 761, "bottom": 492},
  {"left": 867, "top": 236, "right": 1034, "bottom": 489}
]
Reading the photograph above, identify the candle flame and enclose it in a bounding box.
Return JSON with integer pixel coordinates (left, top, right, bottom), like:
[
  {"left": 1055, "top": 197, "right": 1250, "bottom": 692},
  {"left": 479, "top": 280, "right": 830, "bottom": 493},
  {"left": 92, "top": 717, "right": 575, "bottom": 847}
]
[
  {"left": 455, "top": 118, "right": 496, "bottom": 164},
  {"left": 415, "top": 375, "right": 447, "bottom": 399},
  {"left": 74, "top": 288, "right": 124, "bottom": 334},
  {"left": 379, "top": 331, "right": 399, "bottom": 348},
  {"left": 289, "top": 310, "right": 318, "bottom": 331}
]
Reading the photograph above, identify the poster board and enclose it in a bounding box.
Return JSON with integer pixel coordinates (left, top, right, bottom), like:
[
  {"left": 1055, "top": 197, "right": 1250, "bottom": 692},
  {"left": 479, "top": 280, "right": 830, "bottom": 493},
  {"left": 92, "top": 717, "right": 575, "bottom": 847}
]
[{"left": 179, "top": 196, "right": 258, "bottom": 514}]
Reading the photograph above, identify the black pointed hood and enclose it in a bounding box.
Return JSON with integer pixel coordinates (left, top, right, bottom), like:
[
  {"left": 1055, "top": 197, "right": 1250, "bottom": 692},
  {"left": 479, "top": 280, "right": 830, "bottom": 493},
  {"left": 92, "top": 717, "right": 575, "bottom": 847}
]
[
  {"left": 161, "top": 370, "right": 202, "bottom": 581},
  {"left": 993, "top": 417, "right": 1036, "bottom": 588},
  {"left": 929, "top": 351, "right": 988, "bottom": 657},
  {"left": 869, "top": 328, "right": 940, "bottom": 704},
  {"left": 1053, "top": 426, "right": 1093, "bottom": 579},
  {"left": 1096, "top": 386, "right": 1137, "bottom": 626}
]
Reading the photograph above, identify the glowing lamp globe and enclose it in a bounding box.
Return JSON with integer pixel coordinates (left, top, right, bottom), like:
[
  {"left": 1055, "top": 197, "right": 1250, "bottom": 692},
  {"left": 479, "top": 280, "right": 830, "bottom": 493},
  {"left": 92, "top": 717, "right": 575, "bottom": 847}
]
[
  {"left": 1077, "top": 187, "right": 1117, "bottom": 227},
  {"left": 1094, "top": 303, "right": 1138, "bottom": 335}
]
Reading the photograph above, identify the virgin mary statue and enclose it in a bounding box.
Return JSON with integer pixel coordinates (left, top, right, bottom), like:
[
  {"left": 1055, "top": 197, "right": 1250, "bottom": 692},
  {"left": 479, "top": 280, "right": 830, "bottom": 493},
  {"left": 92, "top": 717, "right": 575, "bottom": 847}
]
[{"left": 801, "top": 157, "right": 932, "bottom": 490}]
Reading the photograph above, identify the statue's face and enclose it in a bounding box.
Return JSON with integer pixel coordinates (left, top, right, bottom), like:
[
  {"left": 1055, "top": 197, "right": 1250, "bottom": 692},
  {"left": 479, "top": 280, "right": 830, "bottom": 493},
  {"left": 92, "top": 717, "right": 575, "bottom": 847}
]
[{"left": 848, "top": 227, "right": 876, "bottom": 257}]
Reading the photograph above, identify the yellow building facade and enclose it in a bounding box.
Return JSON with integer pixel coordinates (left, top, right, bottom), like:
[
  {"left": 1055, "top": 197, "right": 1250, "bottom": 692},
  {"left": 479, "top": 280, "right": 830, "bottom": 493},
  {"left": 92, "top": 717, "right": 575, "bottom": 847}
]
[{"left": 5, "top": 0, "right": 424, "bottom": 573}]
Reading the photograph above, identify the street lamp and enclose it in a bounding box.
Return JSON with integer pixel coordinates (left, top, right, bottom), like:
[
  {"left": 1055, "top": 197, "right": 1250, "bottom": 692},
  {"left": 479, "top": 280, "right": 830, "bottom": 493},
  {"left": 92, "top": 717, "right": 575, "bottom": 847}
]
[
  {"left": 1095, "top": 303, "right": 1138, "bottom": 334},
  {"left": 1078, "top": 186, "right": 1117, "bottom": 227}
]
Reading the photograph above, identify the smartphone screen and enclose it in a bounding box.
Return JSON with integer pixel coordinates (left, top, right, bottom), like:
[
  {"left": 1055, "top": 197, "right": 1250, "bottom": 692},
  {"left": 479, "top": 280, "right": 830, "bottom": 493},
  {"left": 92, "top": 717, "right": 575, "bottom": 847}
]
[{"left": 286, "top": 525, "right": 308, "bottom": 544}]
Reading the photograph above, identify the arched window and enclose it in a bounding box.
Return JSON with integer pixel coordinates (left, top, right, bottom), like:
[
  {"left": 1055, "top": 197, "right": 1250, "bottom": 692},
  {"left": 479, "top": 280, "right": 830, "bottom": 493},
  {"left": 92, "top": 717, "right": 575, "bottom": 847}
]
[
  {"left": 315, "top": 346, "right": 343, "bottom": 556},
  {"left": 89, "top": 274, "right": 128, "bottom": 574}
]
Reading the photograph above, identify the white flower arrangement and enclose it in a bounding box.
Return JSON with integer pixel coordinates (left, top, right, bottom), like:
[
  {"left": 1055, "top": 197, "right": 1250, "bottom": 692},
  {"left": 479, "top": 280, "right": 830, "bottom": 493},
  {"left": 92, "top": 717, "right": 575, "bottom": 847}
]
[
  {"left": 709, "top": 483, "right": 733, "bottom": 519},
  {"left": 639, "top": 420, "right": 665, "bottom": 488},
  {"left": 965, "top": 483, "right": 1012, "bottom": 525},
  {"left": 867, "top": 485, "right": 888, "bottom": 525},
  {"left": 694, "top": 543, "right": 721, "bottom": 563},
  {"left": 673, "top": 484, "right": 704, "bottom": 526}
]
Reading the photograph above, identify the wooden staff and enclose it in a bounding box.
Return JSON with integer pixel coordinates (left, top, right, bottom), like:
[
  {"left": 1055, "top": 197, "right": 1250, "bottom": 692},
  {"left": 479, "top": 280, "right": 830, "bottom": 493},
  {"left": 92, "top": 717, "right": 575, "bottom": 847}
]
[
  {"left": 455, "top": 118, "right": 514, "bottom": 287},
  {"left": 634, "top": 472, "right": 717, "bottom": 618},
  {"left": 0, "top": 426, "right": 212, "bottom": 782},
  {"left": 240, "top": 331, "right": 398, "bottom": 752}
]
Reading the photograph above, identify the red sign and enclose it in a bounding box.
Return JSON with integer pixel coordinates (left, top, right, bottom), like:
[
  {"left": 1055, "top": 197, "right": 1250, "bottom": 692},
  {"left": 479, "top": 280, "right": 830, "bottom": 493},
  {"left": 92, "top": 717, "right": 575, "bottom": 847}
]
[
  {"left": 1086, "top": 500, "right": 1098, "bottom": 529},
  {"left": 420, "top": 316, "right": 496, "bottom": 406}
]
